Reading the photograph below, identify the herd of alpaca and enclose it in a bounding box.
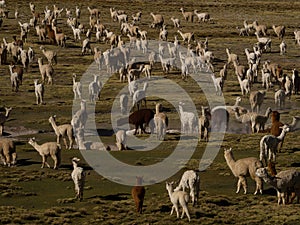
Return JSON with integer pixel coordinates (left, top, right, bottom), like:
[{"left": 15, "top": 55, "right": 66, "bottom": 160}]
[{"left": 0, "top": 3, "right": 300, "bottom": 222}]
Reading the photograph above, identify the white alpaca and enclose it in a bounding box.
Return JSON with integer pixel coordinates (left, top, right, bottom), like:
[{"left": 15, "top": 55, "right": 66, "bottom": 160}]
[
  {"left": 88, "top": 75, "right": 102, "bottom": 103},
  {"left": 260, "top": 125, "right": 290, "bottom": 166},
  {"left": 166, "top": 182, "right": 190, "bottom": 222},
  {"left": 178, "top": 102, "right": 198, "bottom": 134},
  {"left": 236, "top": 75, "right": 250, "bottom": 95},
  {"left": 71, "top": 157, "right": 86, "bottom": 201},
  {"left": 34, "top": 79, "right": 44, "bottom": 105},
  {"left": 120, "top": 94, "right": 128, "bottom": 115},
  {"left": 72, "top": 73, "right": 82, "bottom": 100},
  {"left": 71, "top": 100, "right": 88, "bottom": 130},
  {"left": 115, "top": 130, "right": 127, "bottom": 150},
  {"left": 174, "top": 170, "right": 200, "bottom": 206},
  {"left": 132, "top": 82, "right": 148, "bottom": 110}
]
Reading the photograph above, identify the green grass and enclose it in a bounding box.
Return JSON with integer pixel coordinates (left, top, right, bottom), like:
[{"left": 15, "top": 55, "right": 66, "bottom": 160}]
[{"left": 0, "top": 0, "right": 300, "bottom": 224}]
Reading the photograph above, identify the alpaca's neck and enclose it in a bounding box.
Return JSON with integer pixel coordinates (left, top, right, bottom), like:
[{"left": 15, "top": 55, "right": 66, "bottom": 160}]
[
  {"left": 49, "top": 118, "right": 60, "bottom": 134},
  {"left": 224, "top": 152, "right": 237, "bottom": 175},
  {"left": 277, "top": 129, "right": 287, "bottom": 141},
  {"left": 233, "top": 100, "right": 240, "bottom": 107},
  {"left": 30, "top": 142, "right": 42, "bottom": 153},
  {"left": 72, "top": 162, "right": 78, "bottom": 169}
]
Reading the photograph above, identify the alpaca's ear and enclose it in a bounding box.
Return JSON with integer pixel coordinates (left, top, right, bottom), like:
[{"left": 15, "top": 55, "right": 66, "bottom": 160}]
[{"left": 53, "top": 115, "right": 56, "bottom": 118}]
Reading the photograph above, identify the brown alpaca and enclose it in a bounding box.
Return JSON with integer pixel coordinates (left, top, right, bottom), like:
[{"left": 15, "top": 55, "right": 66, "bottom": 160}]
[
  {"left": 131, "top": 176, "right": 145, "bottom": 214},
  {"left": 270, "top": 111, "right": 284, "bottom": 151}
]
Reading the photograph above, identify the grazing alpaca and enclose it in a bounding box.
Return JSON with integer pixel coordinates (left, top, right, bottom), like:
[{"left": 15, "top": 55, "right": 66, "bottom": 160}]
[
  {"left": 115, "top": 130, "right": 127, "bottom": 150},
  {"left": 71, "top": 157, "right": 86, "bottom": 201},
  {"left": 166, "top": 181, "right": 190, "bottom": 222},
  {"left": 0, "top": 107, "right": 12, "bottom": 136},
  {"left": 224, "top": 148, "right": 263, "bottom": 195},
  {"left": 174, "top": 170, "right": 200, "bottom": 206},
  {"left": 131, "top": 176, "right": 145, "bottom": 214},
  {"left": 128, "top": 109, "right": 155, "bottom": 135},
  {"left": 260, "top": 125, "right": 290, "bottom": 166},
  {"left": 154, "top": 103, "right": 168, "bottom": 140},
  {"left": 48, "top": 115, "right": 74, "bottom": 150}
]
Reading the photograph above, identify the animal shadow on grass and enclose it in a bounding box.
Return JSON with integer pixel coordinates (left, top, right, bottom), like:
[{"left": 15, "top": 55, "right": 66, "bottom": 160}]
[
  {"left": 17, "top": 158, "right": 41, "bottom": 167},
  {"left": 88, "top": 193, "right": 130, "bottom": 201},
  {"left": 97, "top": 129, "right": 114, "bottom": 136},
  {"left": 262, "top": 187, "right": 277, "bottom": 196}
]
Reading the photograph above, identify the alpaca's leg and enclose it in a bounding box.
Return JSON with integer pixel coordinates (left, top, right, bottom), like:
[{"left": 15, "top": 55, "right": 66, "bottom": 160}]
[
  {"left": 12, "top": 152, "right": 17, "bottom": 166},
  {"left": 170, "top": 205, "right": 175, "bottom": 216},
  {"left": 52, "top": 155, "right": 58, "bottom": 169},
  {"left": 236, "top": 178, "right": 242, "bottom": 193},
  {"left": 68, "top": 134, "right": 73, "bottom": 150},
  {"left": 174, "top": 203, "right": 179, "bottom": 218},
  {"left": 240, "top": 177, "right": 247, "bottom": 194},
  {"left": 5, "top": 154, "right": 11, "bottom": 167},
  {"left": 41, "top": 155, "right": 46, "bottom": 168},
  {"left": 62, "top": 137, "right": 68, "bottom": 149}
]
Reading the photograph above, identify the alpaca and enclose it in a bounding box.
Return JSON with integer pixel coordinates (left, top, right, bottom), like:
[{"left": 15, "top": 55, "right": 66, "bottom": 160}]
[
  {"left": 249, "top": 90, "right": 266, "bottom": 113},
  {"left": 72, "top": 73, "right": 82, "bottom": 100},
  {"left": 128, "top": 109, "right": 155, "bottom": 135},
  {"left": 34, "top": 79, "right": 44, "bottom": 105},
  {"left": 28, "top": 137, "right": 61, "bottom": 169},
  {"left": 115, "top": 130, "right": 127, "bottom": 150},
  {"left": 131, "top": 176, "right": 145, "bottom": 214},
  {"left": 132, "top": 82, "right": 148, "bottom": 110},
  {"left": 71, "top": 100, "right": 88, "bottom": 131},
  {"left": 166, "top": 182, "right": 190, "bottom": 221},
  {"left": 0, "top": 138, "right": 17, "bottom": 166},
  {"left": 88, "top": 75, "right": 102, "bottom": 103},
  {"left": 49, "top": 115, "right": 74, "bottom": 150},
  {"left": 174, "top": 170, "right": 200, "bottom": 206},
  {"left": 154, "top": 103, "right": 168, "bottom": 141},
  {"left": 178, "top": 102, "right": 198, "bottom": 134},
  {"left": 0, "top": 107, "right": 12, "bottom": 136},
  {"left": 199, "top": 106, "right": 210, "bottom": 142},
  {"left": 71, "top": 157, "right": 86, "bottom": 201},
  {"left": 260, "top": 125, "right": 290, "bottom": 166},
  {"left": 224, "top": 148, "right": 263, "bottom": 195}
]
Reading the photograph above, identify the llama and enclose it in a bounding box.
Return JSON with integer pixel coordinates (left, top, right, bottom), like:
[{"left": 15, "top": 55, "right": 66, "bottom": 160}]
[
  {"left": 224, "top": 148, "right": 263, "bottom": 195},
  {"left": 131, "top": 176, "right": 145, "bottom": 214},
  {"left": 166, "top": 182, "right": 190, "bottom": 222},
  {"left": 28, "top": 137, "right": 61, "bottom": 169},
  {"left": 236, "top": 74, "right": 250, "bottom": 95},
  {"left": 260, "top": 125, "right": 290, "bottom": 166},
  {"left": 250, "top": 107, "right": 272, "bottom": 133},
  {"left": 174, "top": 170, "right": 200, "bottom": 206},
  {"left": 71, "top": 157, "right": 86, "bottom": 201},
  {"left": 38, "top": 58, "right": 54, "bottom": 85},
  {"left": 49, "top": 115, "right": 74, "bottom": 150}
]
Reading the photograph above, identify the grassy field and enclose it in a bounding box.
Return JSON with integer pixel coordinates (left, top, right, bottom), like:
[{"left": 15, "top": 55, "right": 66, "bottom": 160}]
[{"left": 0, "top": 0, "right": 300, "bottom": 224}]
